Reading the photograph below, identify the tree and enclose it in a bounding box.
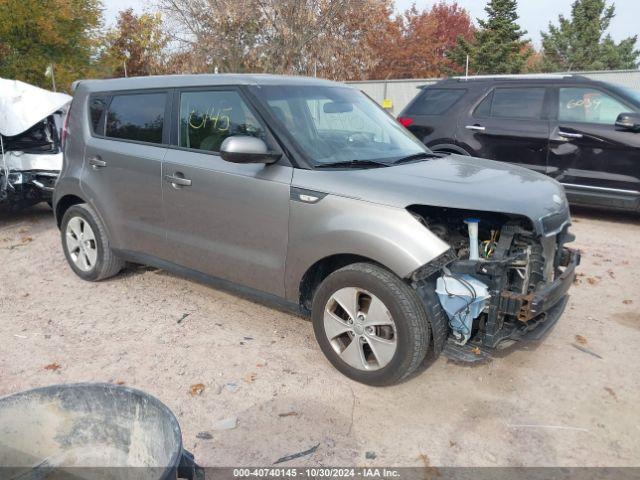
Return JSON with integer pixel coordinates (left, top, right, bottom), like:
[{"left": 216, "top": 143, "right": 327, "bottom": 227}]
[
  {"left": 540, "top": 0, "right": 639, "bottom": 71},
  {"left": 98, "top": 9, "right": 170, "bottom": 77},
  {"left": 367, "top": 2, "right": 475, "bottom": 79},
  {"left": 159, "top": 0, "right": 390, "bottom": 79},
  {"left": 161, "top": 0, "right": 263, "bottom": 74},
  {"left": 0, "top": 0, "right": 102, "bottom": 91},
  {"left": 451, "top": 0, "right": 531, "bottom": 75},
  {"left": 428, "top": 2, "right": 476, "bottom": 75}
]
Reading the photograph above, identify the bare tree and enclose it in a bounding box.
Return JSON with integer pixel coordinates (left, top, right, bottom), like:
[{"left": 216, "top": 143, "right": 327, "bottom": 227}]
[{"left": 158, "top": 0, "right": 390, "bottom": 79}]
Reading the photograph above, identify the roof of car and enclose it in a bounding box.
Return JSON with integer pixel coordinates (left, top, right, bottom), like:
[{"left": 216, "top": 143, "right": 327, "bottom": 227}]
[
  {"left": 74, "top": 73, "right": 345, "bottom": 93},
  {"left": 429, "top": 74, "right": 592, "bottom": 87}
]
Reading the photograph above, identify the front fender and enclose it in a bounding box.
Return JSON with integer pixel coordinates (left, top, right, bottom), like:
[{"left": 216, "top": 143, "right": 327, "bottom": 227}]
[{"left": 284, "top": 194, "right": 450, "bottom": 302}]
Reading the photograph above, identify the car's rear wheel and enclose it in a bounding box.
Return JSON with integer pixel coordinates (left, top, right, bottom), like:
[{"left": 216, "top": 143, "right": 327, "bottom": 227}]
[
  {"left": 61, "top": 203, "right": 124, "bottom": 281},
  {"left": 311, "top": 263, "right": 431, "bottom": 386}
]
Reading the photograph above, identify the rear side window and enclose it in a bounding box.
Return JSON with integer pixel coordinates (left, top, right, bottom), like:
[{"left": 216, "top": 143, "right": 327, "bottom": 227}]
[
  {"left": 106, "top": 93, "right": 166, "bottom": 144},
  {"left": 89, "top": 95, "right": 108, "bottom": 134},
  {"left": 490, "top": 88, "right": 545, "bottom": 119},
  {"left": 406, "top": 88, "right": 466, "bottom": 115},
  {"left": 179, "top": 90, "right": 265, "bottom": 152},
  {"left": 475, "top": 87, "right": 546, "bottom": 119}
]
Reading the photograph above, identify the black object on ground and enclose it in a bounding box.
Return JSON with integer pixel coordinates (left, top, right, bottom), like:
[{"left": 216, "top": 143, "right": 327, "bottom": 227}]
[
  {"left": 274, "top": 443, "right": 320, "bottom": 464},
  {"left": 0, "top": 383, "right": 201, "bottom": 479}
]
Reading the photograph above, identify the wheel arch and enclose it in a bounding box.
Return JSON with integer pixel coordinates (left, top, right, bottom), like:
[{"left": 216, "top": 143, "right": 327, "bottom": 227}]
[
  {"left": 297, "top": 254, "right": 389, "bottom": 315},
  {"left": 55, "top": 194, "right": 85, "bottom": 228}
]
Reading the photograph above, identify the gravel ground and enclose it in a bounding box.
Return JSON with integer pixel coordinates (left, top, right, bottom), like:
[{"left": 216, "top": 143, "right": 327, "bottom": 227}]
[{"left": 1, "top": 204, "right": 639, "bottom": 467}]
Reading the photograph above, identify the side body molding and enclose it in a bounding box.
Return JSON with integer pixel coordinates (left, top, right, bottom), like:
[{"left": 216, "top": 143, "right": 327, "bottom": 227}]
[{"left": 284, "top": 193, "right": 451, "bottom": 302}]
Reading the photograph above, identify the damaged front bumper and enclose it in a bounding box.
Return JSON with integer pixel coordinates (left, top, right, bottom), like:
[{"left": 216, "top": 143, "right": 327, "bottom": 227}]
[
  {"left": 493, "top": 247, "right": 579, "bottom": 344},
  {"left": 1, "top": 170, "right": 58, "bottom": 207},
  {"left": 450, "top": 246, "right": 580, "bottom": 349},
  {"left": 499, "top": 248, "right": 579, "bottom": 325},
  {"left": 1, "top": 152, "right": 61, "bottom": 208}
]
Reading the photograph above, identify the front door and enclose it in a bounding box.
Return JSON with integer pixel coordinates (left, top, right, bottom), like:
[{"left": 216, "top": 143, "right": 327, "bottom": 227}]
[
  {"left": 548, "top": 85, "right": 640, "bottom": 209},
  {"left": 161, "top": 88, "right": 292, "bottom": 297},
  {"left": 457, "top": 85, "right": 550, "bottom": 173}
]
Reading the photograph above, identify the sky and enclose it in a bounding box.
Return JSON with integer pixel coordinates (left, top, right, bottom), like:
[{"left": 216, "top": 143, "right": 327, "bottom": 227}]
[{"left": 103, "top": 0, "right": 639, "bottom": 48}]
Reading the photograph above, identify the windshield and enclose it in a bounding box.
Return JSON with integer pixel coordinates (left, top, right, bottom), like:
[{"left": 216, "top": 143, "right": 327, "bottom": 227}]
[{"left": 253, "top": 85, "right": 428, "bottom": 167}]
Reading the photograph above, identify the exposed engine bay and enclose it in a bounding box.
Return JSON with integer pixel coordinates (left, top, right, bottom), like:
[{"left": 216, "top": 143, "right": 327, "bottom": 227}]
[
  {"left": 409, "top": 205, "right": 579, "bottom": 356},
  {"left": 1, "top": 117, "right": 63, "bottom": 209}
]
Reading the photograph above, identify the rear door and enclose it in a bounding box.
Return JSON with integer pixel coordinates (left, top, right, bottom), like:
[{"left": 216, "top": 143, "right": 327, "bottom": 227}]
[
  {"left": 81, "top": 90, "right": 169, "bottom": 258},
  {"left": 547, "top": 85, "right": 640, "bottom": 209},
  {"left": 457, "top": 85, "right": 550, "bottom": 173},
  {"left": 161, "top": 87, "right": 292, "bottom": 296}
]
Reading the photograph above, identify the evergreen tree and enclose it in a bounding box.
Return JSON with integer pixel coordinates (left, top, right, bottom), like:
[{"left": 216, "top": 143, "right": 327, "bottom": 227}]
[
  {"left": 450, "top": 0, "right": 531, "bottom": 75},
  {"left": 541, "top": 0, "right": 639, "bottom": 71}
]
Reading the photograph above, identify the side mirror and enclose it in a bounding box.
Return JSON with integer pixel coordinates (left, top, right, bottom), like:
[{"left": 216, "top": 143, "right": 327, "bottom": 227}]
[
  {"left": 615, "top": 112, "right": 640, "bottom": 131},
  {"left": 220, "top": 136, "right": 282, "bottom": 164}
]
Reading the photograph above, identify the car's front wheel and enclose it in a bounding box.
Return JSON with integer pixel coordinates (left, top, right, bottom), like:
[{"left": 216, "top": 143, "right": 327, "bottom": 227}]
[
  {"left": 311, "top": 263, "right": 431, "bottom": 386},
  {"left": 61, "top": 203, "right": 124, "bottom": 281}
]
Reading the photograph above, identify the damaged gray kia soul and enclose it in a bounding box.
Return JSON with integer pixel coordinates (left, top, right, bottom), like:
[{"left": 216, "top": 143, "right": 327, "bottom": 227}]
[{"left": 54, "top": 75, "right": 580, "bottom": 385}]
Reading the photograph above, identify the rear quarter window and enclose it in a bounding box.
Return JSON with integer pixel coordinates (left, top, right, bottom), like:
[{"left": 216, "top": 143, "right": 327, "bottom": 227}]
[
  {"left": 105, "top": 92, "right": 166, "bottom": 144},
  {"left": 88, "top": 95, "right": 108, "bottom": 135},
  {"left": 406, "top": 88, "right": 466, "bottom": 115}
]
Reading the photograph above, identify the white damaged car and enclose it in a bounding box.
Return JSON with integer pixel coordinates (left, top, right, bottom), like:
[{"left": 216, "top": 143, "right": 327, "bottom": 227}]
[{"left": 0, "top": 78, "right": 71, "bottom": 209}]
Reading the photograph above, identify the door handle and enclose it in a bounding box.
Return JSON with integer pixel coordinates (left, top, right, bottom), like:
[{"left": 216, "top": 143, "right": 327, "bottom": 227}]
[
  {"left": 558, "top": 131, "right": 583, "bottom": 139},
  {"left": 164, "top": 174, "right": 192, "bottom": 188},
  {"left": 465, "top": 125, "right": 486, "bottom": 132},
  {"left": 88, "top": 156, "right": 107, "bottom": 169}
]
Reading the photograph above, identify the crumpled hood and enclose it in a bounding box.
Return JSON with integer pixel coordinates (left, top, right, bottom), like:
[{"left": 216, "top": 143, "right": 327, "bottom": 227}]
[
  {"left": 292, "top": 154, "right": 569, "bottom": 235},
  {"left": 0, "top": 78, "right": 71, "bottom": 137}
]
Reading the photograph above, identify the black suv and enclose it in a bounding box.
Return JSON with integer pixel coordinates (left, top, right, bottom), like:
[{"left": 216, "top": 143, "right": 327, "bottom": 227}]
[{"left": 398, "top": 75, "right": 640, "bottom": 212}]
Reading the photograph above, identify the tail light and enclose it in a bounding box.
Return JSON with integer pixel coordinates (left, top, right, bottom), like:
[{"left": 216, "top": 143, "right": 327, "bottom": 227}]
[
  {"left": 398, "top": 117, "right": 414, "bottom": 128},
  {"left": 60, "top": 107, "right": 71, "bottom": 149}
]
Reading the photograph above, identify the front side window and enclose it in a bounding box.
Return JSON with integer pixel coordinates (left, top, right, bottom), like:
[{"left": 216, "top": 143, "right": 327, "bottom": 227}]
[
  {"left": 254, "top": 85, "right": 427, "bottom": 166},
  {"left": 490, "top": 87, "right": 546, "bottom": 119},
  {"left": 105, "top": 93, "right": 165, "bottom": 143},
  {"left": 559, "top": 87, "right": 630, "bottom": 125},
  {"left": 406, "top": 88, "right": 466, "bottom": 115},
  {"left": 179, "top": 90, "right": 265, "bottom": 152}
]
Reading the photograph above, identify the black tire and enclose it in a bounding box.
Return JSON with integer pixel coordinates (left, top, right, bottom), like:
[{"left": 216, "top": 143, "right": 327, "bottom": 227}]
[
  {"left": 416, "top": 280, "right": 449, "bottom": 358},
  {"left": 311, "top": 263, "right": 431, "bottom": 386},
  {"left": 60, "top": 203, "right": 124, "bottom": 281}
]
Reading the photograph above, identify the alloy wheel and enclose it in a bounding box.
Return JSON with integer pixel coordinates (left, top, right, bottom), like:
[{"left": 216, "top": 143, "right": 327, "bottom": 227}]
[
  {"left": 323, "top": 287, "right": 397, "bottom": 371},
  {"left": 65, "top": 216, "right": 98, "bottom": 272}
]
